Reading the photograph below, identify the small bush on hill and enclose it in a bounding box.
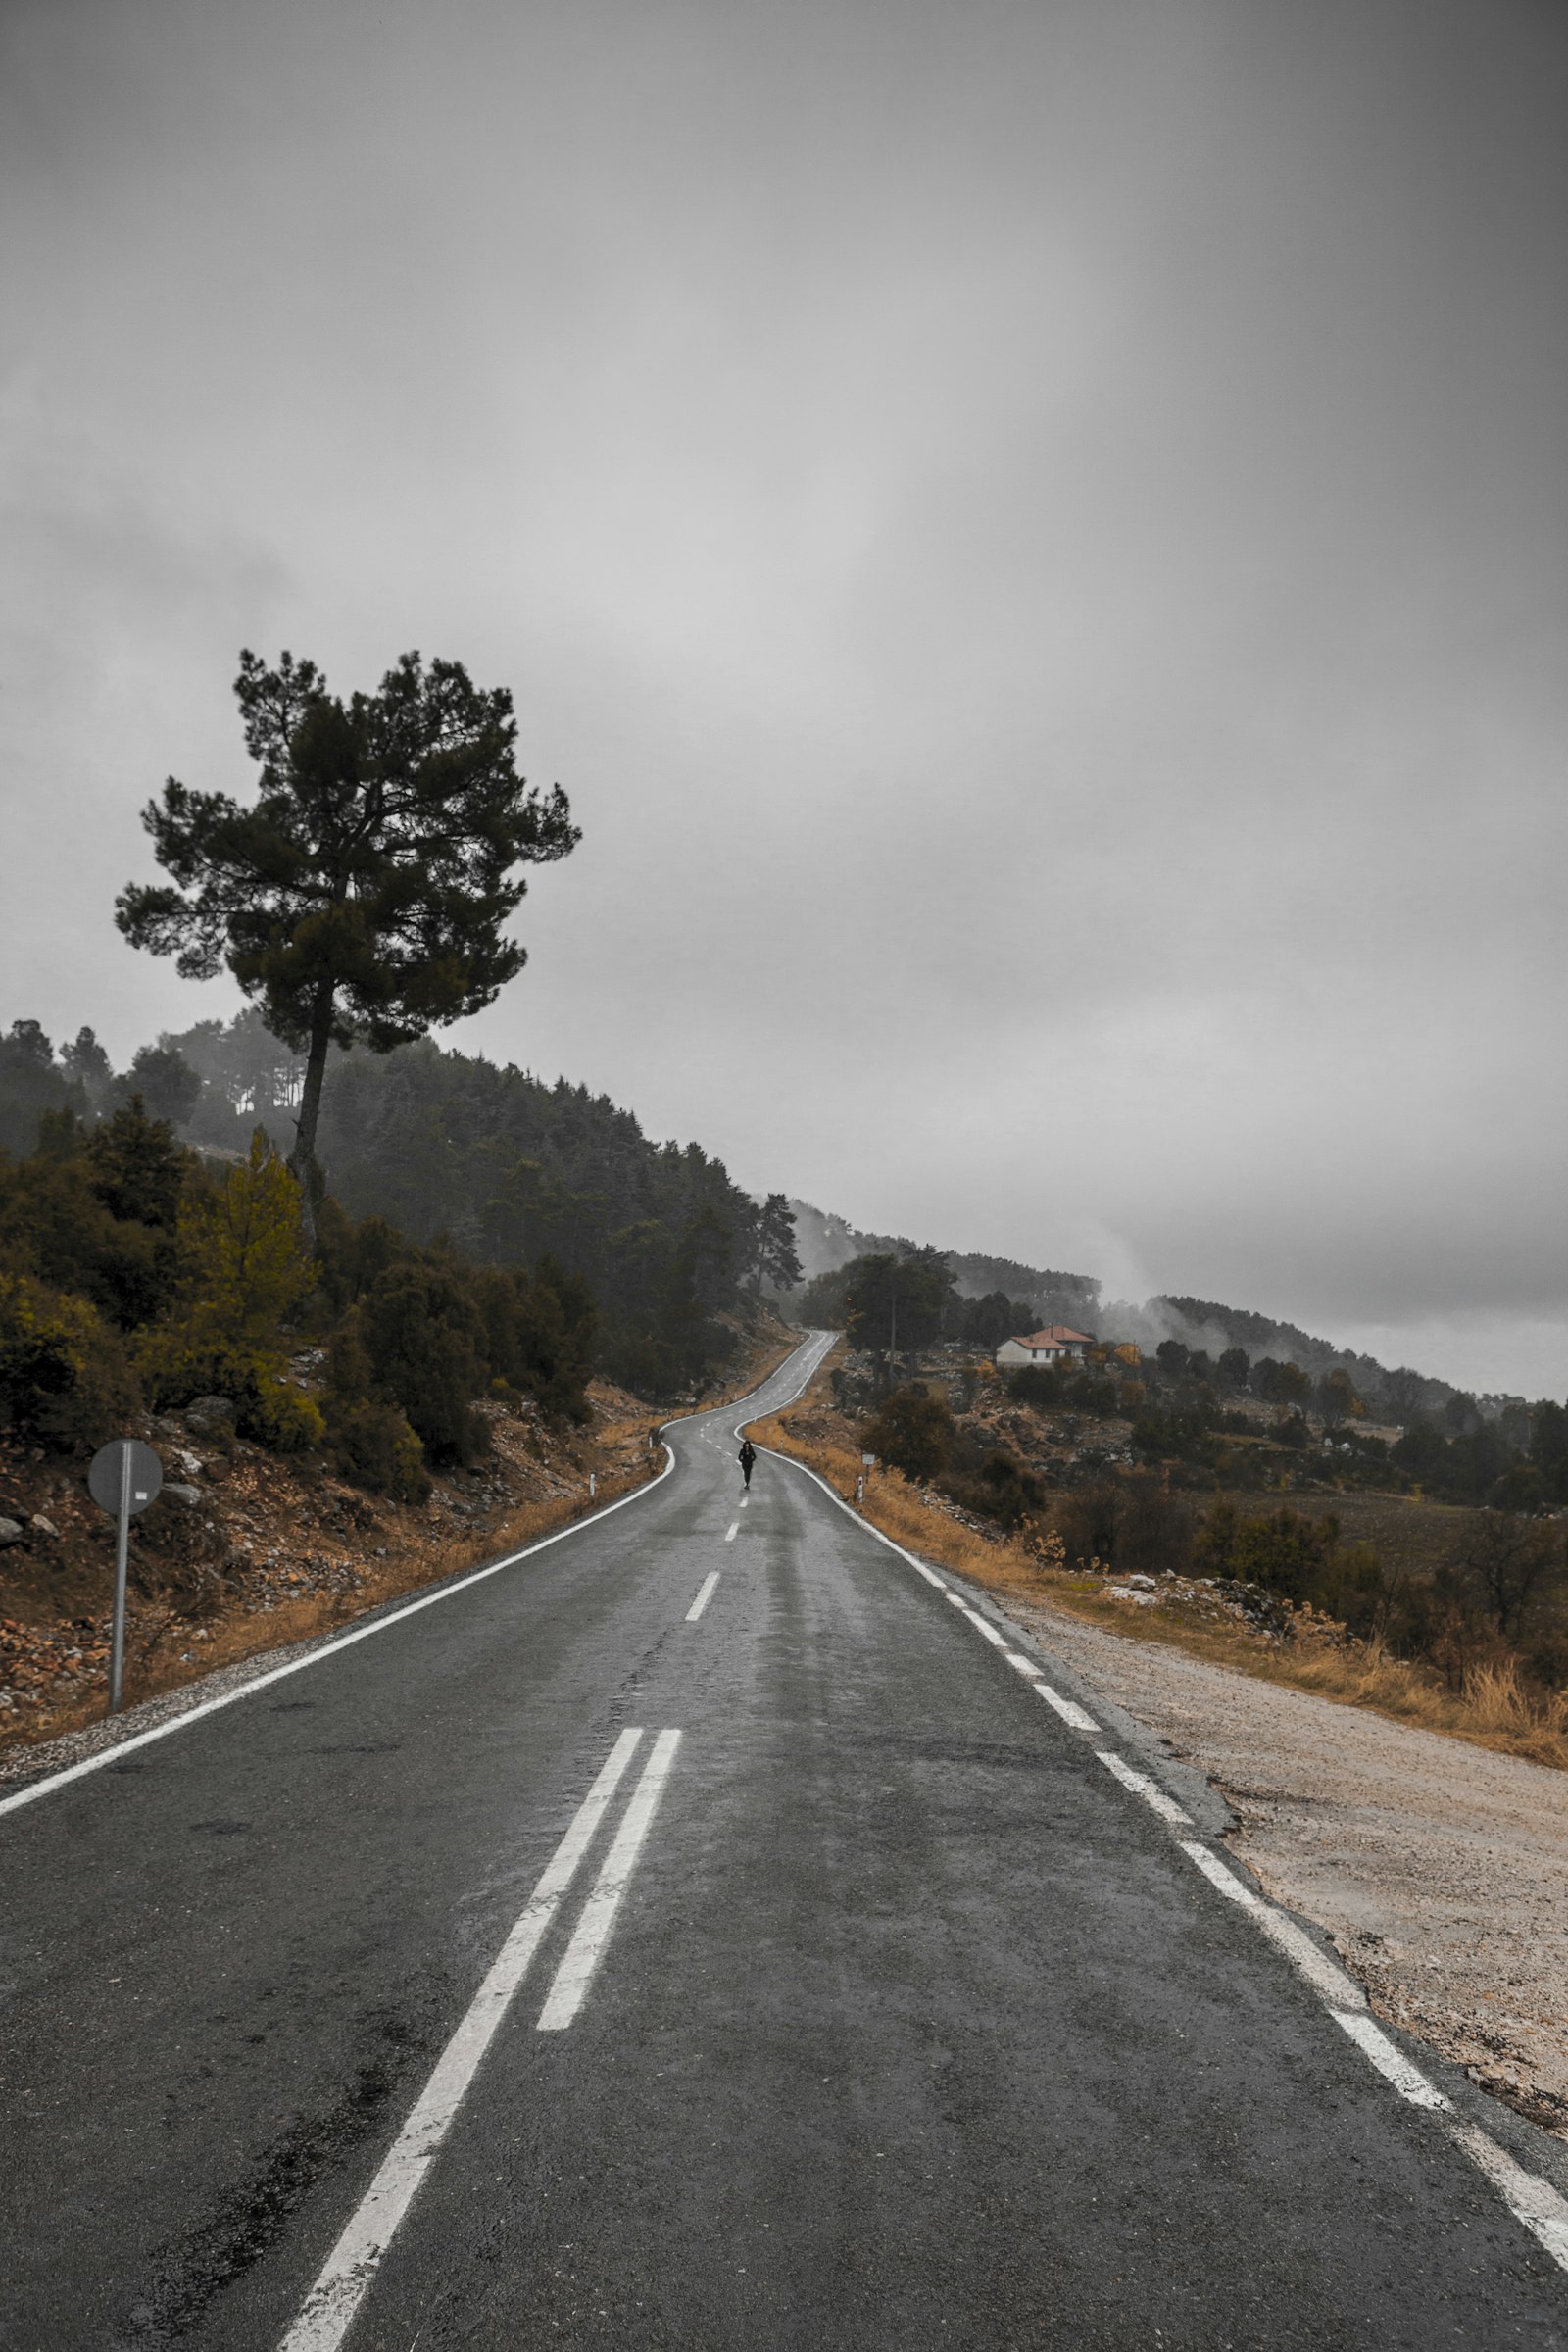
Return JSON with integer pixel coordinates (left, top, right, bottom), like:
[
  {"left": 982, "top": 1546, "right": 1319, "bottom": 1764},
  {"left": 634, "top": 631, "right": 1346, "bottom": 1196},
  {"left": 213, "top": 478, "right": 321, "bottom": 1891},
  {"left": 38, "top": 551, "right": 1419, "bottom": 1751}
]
[
  {"left": 0, "top": 1274, "right": 141, "bottom": 1449},
  {"left": 359, "top": 1261, "right": 489, "bottom": 1466},
  {"left": 943, "top": 1449, "right": 1044, "bottom": 1531},
  {"left": 862, "top": 1384, "right": 955, "bottom": 1484},
  {"left": 323, "top": 1394, "right": 428, "bottom": 1500},
  {"left": 137, "top": 1332, "right": 324, "bottom": 1452}
]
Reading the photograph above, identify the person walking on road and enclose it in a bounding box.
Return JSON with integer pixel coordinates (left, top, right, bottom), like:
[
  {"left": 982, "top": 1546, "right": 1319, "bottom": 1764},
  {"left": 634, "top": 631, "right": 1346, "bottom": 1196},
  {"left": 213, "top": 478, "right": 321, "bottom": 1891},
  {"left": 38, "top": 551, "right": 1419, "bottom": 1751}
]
[{"left": 738, "top": 1438, "right": 757, "bottom": 1490}]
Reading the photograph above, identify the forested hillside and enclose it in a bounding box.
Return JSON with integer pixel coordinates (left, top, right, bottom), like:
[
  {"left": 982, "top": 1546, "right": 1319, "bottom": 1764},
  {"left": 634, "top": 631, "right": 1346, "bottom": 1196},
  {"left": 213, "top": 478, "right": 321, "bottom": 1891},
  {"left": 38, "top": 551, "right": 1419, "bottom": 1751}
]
[
  {"left": 0, "top": 1012, "right": 797, "bottom": 1417},
  {"left": 788, "top": 1198, "right": 1099, "bottom": 1329}
]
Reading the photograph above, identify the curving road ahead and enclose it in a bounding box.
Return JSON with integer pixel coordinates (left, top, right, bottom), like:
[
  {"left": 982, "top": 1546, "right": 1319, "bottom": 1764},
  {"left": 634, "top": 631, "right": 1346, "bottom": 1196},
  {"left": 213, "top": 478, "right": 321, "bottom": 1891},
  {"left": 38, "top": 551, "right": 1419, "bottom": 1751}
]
[{"left": 2, "top": 1332, "right": 1567, "bottom": 2349}]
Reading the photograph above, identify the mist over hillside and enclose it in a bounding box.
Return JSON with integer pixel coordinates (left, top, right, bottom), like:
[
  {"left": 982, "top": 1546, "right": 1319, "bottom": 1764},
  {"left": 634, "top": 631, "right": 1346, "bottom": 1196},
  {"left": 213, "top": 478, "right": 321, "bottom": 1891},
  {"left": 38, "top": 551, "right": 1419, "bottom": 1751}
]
[
  {"left": 787, "top": 1200, "right": 1101, "bottom": 1332},
  {"left": 787, "top": 1198, "right": 1475, "bottom": 1419}
]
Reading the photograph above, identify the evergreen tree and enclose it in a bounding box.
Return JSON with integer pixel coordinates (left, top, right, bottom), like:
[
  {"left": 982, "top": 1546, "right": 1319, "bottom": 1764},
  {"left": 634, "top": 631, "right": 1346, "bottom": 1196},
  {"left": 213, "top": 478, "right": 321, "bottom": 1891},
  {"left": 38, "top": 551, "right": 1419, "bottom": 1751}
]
[
  {"left": 751, "top": 1193, "right": 803, "bottom": 1295},
  {"left": 116, "top": 648, "right": 579, "bottom": 1227}
]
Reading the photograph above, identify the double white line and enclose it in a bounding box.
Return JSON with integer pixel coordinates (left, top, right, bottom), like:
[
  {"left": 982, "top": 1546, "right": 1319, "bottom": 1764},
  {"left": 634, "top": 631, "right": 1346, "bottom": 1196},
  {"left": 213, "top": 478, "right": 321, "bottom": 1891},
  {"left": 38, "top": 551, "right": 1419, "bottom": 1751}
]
[{"left": 280, "top": 1727, "right": 681, "bottom": 2352}]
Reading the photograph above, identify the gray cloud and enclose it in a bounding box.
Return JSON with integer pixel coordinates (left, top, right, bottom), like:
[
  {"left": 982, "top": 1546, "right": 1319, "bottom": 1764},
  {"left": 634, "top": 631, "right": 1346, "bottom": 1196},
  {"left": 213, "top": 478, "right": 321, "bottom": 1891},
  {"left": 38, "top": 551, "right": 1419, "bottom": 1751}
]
[{"left": 2, "top": 0, "right": 1564, "bottom": 1393}]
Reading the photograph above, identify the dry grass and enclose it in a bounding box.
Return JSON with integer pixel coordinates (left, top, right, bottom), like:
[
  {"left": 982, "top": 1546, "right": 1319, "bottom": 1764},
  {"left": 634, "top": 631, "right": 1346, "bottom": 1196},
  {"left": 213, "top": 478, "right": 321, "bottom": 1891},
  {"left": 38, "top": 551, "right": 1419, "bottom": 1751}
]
[{"left": 748, "top": 1374, "right": 1568, "bottom": 1776}]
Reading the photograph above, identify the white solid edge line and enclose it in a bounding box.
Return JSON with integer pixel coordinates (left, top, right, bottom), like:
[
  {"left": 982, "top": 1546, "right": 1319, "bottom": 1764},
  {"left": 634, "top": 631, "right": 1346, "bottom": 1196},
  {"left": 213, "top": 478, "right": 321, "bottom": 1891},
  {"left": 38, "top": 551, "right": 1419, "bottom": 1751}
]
[
  {"left": 1004, "top": 1652, "right": 1042, "bottom": 1676},
  {"left": 2, "top": 1335, "right": 830, "bottom": 1824},
  {"left": 685, "top": 1572, "right": 720, "bottom": 1622},
  {"left": 745, "top": 1413, "right": 946, "bottom": 1594},
  {"left": 1450, "top": 2122, "right": 1568, "bottom": 2274},
  {"left": 1096, "top": 1749, "right": 1192, "bottom": 1827},
  {"left": 1179, "top": 1839, "right": 1258, "bottom": 1907},
  {"left": 278, "top": 1730, "right": 646, "bottom": 2352},
  {"left": 725, "top": 1329, "right": 839, "bottom": 1438},
  {"left": 1035, "top": 1684, "right": 1100, "bottom": 1733},
  {"left": 1251, "top": 1906, "right": 1365, "bottom": 2009},
  {"left": 537, "top": 1729, "right": 682, "bottom": 2031},
  {"left": 1332, "top": 2010, "right": 1450, "bottom": 2110}
]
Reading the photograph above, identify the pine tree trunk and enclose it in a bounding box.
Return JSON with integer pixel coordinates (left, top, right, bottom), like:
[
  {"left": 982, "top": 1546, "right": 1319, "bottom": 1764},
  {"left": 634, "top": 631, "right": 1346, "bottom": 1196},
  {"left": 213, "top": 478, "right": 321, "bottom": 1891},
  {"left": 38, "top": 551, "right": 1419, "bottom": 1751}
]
[{"left": 290, "top": 982, "right": 335, "bottom": 1249}]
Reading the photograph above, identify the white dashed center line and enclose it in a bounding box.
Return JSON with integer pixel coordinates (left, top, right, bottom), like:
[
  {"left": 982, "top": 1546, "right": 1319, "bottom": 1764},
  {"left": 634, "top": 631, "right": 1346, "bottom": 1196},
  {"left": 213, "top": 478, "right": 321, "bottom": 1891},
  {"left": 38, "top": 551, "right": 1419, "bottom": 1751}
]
[
  {"left": 686, "top": 1572, "right": 719, "bottom": 1622},
  {"left": 724, "top": 1521, "right": 739, "bottom": 1543}
]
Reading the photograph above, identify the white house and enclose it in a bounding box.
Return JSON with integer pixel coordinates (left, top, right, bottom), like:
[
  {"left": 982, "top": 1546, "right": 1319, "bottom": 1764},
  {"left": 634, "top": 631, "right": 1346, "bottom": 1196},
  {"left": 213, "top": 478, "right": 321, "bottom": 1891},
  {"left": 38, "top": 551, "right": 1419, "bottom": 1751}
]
[{"left": 995, "top": 1325, "right": 1096, "bottom": 1369}]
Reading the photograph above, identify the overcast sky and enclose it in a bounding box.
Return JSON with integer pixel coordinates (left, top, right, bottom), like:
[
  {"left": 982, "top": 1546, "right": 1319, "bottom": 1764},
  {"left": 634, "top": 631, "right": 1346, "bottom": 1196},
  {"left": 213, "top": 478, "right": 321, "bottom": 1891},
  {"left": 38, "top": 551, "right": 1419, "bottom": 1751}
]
[{"left": 2, "top": 0, "right": 1564, "bottom": 1395}]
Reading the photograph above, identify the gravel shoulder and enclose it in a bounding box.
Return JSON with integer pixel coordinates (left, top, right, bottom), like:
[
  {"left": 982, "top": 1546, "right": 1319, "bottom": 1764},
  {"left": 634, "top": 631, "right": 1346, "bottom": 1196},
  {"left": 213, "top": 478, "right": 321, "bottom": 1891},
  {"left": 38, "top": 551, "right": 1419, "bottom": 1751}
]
[{"left": 1015, "top": 1595, "right": 1568, "bottom": 2142}]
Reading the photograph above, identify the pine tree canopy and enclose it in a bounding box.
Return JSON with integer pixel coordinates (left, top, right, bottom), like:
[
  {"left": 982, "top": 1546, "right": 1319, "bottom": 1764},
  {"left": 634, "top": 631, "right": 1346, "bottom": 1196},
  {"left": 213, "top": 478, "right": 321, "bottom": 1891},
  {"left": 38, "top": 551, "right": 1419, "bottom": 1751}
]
[{"left": 116, "top": 648, "right": 579, "bottom": 1208}]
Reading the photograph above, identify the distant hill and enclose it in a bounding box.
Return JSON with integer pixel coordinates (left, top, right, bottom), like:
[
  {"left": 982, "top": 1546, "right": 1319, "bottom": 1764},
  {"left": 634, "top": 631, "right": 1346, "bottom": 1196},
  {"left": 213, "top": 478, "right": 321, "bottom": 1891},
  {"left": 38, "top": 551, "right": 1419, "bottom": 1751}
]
[
  {"left": 786, "top": 1200, "right": 1101, "bottom": 1333},
  {"left": 786, "top": 1199, "right": 1475, "bottom": 1417}
]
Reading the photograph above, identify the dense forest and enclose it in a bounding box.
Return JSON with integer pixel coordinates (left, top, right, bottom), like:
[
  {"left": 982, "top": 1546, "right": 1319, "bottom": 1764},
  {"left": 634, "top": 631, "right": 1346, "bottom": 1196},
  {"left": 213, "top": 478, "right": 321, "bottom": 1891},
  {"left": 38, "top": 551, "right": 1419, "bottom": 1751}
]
[{"left": 0, "top": 1013, "right": 802, "bottom": 1494}]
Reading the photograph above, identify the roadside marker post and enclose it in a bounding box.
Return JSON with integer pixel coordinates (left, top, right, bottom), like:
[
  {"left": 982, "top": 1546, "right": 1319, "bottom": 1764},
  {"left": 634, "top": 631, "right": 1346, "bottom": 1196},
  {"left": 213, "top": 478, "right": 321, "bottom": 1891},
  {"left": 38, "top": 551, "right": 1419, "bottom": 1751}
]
[{"left": 86, "top": 1438, "right": 163, "bottom": 1715}]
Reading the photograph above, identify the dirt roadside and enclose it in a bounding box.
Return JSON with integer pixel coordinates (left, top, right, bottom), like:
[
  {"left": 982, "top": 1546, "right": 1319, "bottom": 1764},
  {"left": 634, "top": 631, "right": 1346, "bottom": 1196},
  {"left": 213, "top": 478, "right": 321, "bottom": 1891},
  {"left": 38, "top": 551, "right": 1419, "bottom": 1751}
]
[{"left": 1013, "top": 1598, "right": 1568, "bottom": 2141}]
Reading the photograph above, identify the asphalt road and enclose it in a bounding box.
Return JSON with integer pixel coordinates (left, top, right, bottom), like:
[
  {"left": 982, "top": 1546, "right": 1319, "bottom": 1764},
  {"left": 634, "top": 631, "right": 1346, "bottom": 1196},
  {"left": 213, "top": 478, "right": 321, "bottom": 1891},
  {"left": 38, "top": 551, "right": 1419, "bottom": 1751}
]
[{"left": 3, "top": 1332, "right": 1568, "bottom": 2350}]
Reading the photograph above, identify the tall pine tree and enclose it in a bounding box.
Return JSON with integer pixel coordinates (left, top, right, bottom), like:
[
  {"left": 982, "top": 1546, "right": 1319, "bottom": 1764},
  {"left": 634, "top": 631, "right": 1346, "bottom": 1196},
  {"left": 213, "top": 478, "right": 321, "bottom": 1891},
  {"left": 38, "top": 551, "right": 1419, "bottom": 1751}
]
[{"left": 117, "top": 649, "right": 579, "bottom": 1233}]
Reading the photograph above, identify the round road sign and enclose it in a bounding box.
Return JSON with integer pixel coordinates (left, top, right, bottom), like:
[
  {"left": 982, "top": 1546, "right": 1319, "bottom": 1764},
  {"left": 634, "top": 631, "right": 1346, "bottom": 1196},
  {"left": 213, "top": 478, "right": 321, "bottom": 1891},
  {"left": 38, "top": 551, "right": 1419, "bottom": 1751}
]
[{"left": 87, "top": 1438, "right": 164, "bottom": 1517}]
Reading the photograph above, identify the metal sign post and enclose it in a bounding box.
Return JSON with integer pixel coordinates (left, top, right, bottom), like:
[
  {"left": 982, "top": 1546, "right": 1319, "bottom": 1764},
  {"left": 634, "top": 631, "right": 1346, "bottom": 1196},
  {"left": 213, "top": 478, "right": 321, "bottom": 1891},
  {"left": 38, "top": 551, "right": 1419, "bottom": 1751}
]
[{"left": 87, "top": 1439, "right": 163, "bottom": 1715}]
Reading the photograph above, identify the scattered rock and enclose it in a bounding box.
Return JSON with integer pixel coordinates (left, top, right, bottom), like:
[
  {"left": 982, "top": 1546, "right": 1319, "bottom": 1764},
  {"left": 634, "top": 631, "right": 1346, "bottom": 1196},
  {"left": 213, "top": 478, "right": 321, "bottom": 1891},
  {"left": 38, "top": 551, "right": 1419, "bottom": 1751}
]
[
  {"left": 164, "top": 1485, "right": 203, "bottom": 1508},
  {"left": 0, "top": 1519, "right": 24, "bottom": 1549},
  {"left": 29, "top": 1515, "right": 59, "bottom": 1540},
  {"left": 184, "top": 1396, "right": 237, "bottom": 1432}
]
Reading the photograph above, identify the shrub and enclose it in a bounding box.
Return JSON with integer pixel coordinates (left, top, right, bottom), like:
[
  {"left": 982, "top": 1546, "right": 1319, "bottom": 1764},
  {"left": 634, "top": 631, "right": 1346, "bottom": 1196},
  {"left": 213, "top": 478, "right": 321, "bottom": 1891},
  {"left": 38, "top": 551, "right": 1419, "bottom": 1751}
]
[
  {"left": 136, "top": 1332, "right": 321, "bottom": 1451},
  {"left": 244, "top": 1381, "right": 325, "bottom": 1453},
  {"left": 942, "top": 1449, "right": 1043, "bottom": 1531},
  {"left": 359, "top": 1261, "right": 488, "bottom": 1464},
  {"left": 1194, "top": 1500, "right": 1343, "bottom": 1605},
  {"left": 861, "top": 1384, "right": 955, "bottom": 1483},
  {"left": 0, "top": 1273, "right": 140, "bottom": 1449},
  {"left": 476, "top": 1255, "right": 596, "bottom": 1423},
  {"left": 322, "top": 1392, "right": 429, "bottom": 1500},
  {"left": 1052, "top": 1472, "right": 1194, "bottom": 1573},
  {"left": 181, "top": 1128, "right": 313, "bottom": 1347},
  {"left": 1115, "top": 1471, "right": 1196, "bottom": 1574}
]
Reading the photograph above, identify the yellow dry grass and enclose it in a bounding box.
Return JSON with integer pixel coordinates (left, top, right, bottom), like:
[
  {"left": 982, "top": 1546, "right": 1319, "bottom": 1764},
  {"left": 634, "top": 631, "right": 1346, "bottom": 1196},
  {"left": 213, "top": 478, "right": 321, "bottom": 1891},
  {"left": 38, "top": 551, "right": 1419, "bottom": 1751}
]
[{"left": 747, "top": 1378, "right": 1568, "bottom": 1775}]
